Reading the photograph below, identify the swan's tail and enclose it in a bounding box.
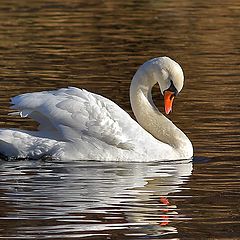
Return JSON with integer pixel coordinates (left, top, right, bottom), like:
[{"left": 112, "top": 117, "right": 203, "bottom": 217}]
[{"left": 0, "top": 129, "right": 63, "bottom": 160}]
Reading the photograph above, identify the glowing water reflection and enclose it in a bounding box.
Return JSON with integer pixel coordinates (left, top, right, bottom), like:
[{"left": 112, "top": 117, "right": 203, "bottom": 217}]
[{"left": 0, "top": 159, "right": 192, "bottom": 238}]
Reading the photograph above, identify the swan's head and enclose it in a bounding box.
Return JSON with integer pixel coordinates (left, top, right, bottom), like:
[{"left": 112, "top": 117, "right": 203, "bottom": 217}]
[
  {"left": 131, "top": 56, "right": 185, "bottom": 114},
  {"left": 151, "top": 57, "right": 184, "bottom": 114}
]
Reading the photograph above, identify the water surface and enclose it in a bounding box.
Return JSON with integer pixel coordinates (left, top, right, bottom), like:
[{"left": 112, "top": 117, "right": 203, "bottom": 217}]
[{"left": 0, "top": 0, "right": 239, "bottom": 239}]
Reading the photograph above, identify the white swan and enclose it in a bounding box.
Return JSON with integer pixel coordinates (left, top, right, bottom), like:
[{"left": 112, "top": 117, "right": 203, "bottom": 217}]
[{"left": 0, "top": 57, "right": 193, "bottom": 161}]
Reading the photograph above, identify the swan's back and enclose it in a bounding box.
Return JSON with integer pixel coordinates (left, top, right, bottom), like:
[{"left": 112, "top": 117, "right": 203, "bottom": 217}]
[{"left": 10, "top": 87, "right": 135, "bottom": 150}]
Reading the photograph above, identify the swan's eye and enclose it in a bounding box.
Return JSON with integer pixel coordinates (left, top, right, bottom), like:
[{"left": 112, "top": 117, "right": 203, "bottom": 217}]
[{"left": 168, "top": 80, "right": 178, "bottom": 96}]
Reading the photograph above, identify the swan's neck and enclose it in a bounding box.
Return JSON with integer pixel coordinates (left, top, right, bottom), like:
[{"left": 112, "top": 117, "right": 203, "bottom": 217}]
[{"left": 130, "top": 68, "right": 192, "bottom": 158}]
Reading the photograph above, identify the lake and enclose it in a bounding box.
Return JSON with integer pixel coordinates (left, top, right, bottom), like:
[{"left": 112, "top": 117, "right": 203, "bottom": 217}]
[{"left": 0, "top": 0, "right": 239, "bottom": 239}]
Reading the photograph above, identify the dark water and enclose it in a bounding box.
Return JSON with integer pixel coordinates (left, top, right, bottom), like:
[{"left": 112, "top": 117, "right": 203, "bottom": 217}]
[{"left": 0, "top": 0, "right": 239, "bottom": 239}]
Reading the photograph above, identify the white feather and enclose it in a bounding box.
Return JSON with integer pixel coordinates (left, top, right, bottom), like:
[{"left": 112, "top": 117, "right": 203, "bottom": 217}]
[{"left": 10, "top": 87, "right": 135, "bottom": 149}]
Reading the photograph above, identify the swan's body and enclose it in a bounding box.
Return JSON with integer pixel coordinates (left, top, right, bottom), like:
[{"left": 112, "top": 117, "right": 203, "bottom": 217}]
[{"left": 0, "top": 57, "right": 193, "bottom": 161}]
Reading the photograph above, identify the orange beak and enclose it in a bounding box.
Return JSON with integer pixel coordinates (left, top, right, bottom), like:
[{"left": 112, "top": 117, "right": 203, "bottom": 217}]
[{"left": 164, "top": 90, "right": 175, "bottom": 114}]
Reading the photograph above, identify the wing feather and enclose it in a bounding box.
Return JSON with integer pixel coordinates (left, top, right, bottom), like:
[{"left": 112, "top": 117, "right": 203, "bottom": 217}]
[{"left": 10, "top": 87, "right": 135, "bottom": 150}]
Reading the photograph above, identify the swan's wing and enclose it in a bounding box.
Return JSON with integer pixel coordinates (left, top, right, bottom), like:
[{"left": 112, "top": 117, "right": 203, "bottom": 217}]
[{"left": 10, "top": 87, "right": 135, "bottom": 150}]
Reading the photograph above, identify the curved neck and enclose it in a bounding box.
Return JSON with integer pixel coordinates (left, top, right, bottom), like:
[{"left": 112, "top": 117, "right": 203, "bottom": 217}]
[{"left": 130, "top": 68, "right": 192, "bottom": 157}]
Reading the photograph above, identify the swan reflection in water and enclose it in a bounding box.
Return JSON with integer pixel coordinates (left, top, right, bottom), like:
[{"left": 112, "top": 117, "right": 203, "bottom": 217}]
[{"left": 0, "top": 159, "right": 192, "bottom": 238}]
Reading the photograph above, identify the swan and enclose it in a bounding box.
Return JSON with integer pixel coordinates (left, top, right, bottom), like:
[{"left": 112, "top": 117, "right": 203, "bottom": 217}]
[{"left": 0, "top": 57, "right": 193, "bottom": 161}]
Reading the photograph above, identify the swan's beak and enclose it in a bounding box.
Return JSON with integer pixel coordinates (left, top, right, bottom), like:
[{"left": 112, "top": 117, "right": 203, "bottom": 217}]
[{"left": 164, "top": 90, "right": 175, "bottom": 114}]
